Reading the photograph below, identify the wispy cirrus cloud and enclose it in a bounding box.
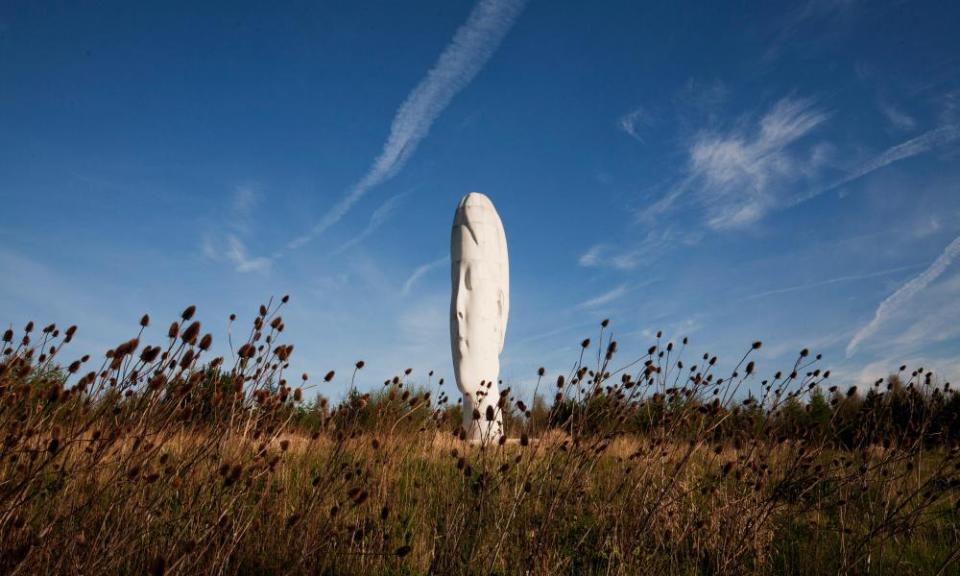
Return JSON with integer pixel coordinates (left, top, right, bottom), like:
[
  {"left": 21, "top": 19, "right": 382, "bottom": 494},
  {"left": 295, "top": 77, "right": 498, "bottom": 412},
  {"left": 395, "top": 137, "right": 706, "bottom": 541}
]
[
  {"left": 579, "top": 228, "right": 681, "bottom": 270},
  {"left": 577, "top": 284, "right": 629, "bottom": 309},
  {"left": 795, "top": 123, "right": 960, "bottom": 206},
  {"left": 578, "top": 245, "right": 642, "bottom": 270},
  {"left": 332, "top": 194, "right": 405, "bottom": 255},
  {"left": 682, "top": 96, "right": 831, "bottom": 230},
  {"left": 638, "top": 96, "right": 831, "bottom": 230},
  {"left": 224, "top": 235, "right": 272, "bottom": 274},
  {"left": 763, "top": 0, "right": 860, "bottom": 63},
  {"left": 618, "top": 107, "right": 650, "bottom": 143},
  {"left": 230, "top": 185, "right": 257, "bottom": 232},
  {"left": 288, "top": 0, "right": 527, "bottom": 250},
  {"left": 847, "top": 234, "right": 960, "bottom": 357},
  {"left": 203, "top": 185, "right": 273, "bottom": 274},
  {"left": 402, "top": 256, "right": 449, "bottom": 296},
  {"left": 640, "top": 94, "right": 960, "bottom": 232},
  {"left": 743, "top": 263, "right": 923, "bottom": 301},
  {"left": 879, "top": 101, "right": 917, "bottom": 132}
]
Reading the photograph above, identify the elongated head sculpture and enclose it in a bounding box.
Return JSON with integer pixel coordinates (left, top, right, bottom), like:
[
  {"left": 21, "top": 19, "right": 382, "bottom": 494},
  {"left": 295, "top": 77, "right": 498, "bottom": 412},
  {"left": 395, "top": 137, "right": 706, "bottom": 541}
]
[{"left": 450, "top": 192, "right": 509, "bottom": 441}]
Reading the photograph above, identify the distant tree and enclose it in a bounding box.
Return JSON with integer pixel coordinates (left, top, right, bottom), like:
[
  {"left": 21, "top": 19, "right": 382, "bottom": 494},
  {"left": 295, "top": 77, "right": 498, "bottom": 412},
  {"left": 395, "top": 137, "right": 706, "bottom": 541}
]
[{"left": 807, "top": 388, "right": 831, "bottom": 440}]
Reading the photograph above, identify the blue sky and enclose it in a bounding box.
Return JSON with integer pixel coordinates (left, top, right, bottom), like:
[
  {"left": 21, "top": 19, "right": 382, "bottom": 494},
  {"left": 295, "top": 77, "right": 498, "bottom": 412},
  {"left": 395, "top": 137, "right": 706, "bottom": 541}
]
[{"left": 2, "top": 0, "right": 960, "bottom": 400}]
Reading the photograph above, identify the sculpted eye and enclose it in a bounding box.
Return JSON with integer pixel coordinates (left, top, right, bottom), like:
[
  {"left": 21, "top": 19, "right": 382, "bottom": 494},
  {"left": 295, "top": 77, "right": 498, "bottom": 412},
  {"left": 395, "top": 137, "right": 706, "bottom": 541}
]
[{"left": 464, "top": 265, "right": 472, "bottom": 290}]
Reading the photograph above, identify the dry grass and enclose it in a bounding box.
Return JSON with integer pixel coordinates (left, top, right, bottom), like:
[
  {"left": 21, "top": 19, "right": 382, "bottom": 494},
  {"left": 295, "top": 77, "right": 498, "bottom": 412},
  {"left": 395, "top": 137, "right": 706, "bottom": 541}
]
[{"left": 1, "top": 299, "right": 959, "bottom": 575}]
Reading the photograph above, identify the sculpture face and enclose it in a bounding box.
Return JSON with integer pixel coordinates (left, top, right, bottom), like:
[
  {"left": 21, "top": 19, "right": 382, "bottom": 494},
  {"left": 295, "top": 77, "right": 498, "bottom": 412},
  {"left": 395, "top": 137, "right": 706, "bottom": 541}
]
[{"left": 450, "top": 192, "right": 509, "bottom": 441}]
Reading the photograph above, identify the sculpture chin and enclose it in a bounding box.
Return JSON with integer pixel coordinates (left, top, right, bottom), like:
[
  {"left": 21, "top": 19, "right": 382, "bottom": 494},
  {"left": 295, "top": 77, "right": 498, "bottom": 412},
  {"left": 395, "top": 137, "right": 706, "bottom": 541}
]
[{"left": 450, "top": 192, "right": 509, "bottom": 442}]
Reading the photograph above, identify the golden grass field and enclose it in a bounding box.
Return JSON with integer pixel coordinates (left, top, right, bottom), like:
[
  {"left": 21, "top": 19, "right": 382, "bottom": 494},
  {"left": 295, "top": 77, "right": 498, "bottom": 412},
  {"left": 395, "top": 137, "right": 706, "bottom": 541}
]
[{"left": 2, "top": 301, "right": 959, "bottom": 575}]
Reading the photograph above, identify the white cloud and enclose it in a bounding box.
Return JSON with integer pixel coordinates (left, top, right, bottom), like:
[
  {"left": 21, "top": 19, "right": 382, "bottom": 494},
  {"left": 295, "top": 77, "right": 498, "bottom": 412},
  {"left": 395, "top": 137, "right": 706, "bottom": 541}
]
[
  {"left": 795, "top": 124, "right": 960, "bottom": 206},
  {"left": 892, "top": 300, "right": 960, "bottom": 350},
  {"left": 203, "top": 186, "right": 275, "bottom": 274},
  {"left": 402, "top": 256, "right": 449, "bottom": 296},
  {"left": 577, "top": 284, "right": 629, "bottom": 309},
  {"left": 638, "top": 97, "right": 831, "bottom": 230},
  {"left": 847, "top": 234, "right": 960, "bottom": 357},
  {"left": 764, "top": 0, "right": 859, "bottom": 63},
  {"left": 849, "top": 124, "right": 960, "bottom": 181},
  {"left": 201, "top": 236, "right": 220, "bottom": 261},
  {"left": 743, "top": 264, "right": 922, "bottom": 301},
  {"left": 511, "top": 320, "right": 598, "bottom": 346},
  {"left": 879, "top": 102, "right": 917, "bottom": 132},
  {"left": 579, "top": 228, "right": 691, "bottom": 270},
  {"left": 578, "top": 245, "right": 643, "bottom": 270},
  {"left": 640, "top": 94, "right": 960, "bottom": 232},
  {"left": 332, "top": 194, "right": 405, "bottom": 255},
  {"left": 225, "top": 235, "right": 272, "bottom": 274},
  {"left": 618, "top": 107, "right": 649, "bottom": 143},
  {"left": 912, "top": 214, "right": 943, "bottom": 239},
  {"left": 578, "top": 245, "right": 606, "bottom": 267},
  {"left": 231, "top": 185, "right": 257, "bottom": 222},
  {"left": 638, "top": 316, "right": 702, "bottom": 341},
  {"left": 288, "top": 0, "right": 527, "bottom": 250},
  {"left": 686, "top": 97, "right": 831, "bottom": 229}
]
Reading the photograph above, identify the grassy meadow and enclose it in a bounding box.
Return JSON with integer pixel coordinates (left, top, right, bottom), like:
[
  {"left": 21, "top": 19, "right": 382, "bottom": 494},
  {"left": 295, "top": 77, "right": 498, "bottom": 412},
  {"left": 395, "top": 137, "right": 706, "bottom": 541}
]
[{"left": 1, "top": 298, "right": 959, "bottom": 575}]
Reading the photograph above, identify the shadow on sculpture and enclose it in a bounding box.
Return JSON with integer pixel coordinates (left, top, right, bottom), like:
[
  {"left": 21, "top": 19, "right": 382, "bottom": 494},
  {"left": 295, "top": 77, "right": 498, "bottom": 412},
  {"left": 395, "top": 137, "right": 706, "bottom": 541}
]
[{"left": 450, "top": 192, "right": 509, "bottom": 442}]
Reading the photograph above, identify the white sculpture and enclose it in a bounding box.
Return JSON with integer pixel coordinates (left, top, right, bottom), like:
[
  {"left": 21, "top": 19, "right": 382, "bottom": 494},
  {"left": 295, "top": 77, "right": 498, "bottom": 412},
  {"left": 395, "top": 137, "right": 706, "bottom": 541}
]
[{"left": 450, "top": 192, "right": 509, "bottom": 442}]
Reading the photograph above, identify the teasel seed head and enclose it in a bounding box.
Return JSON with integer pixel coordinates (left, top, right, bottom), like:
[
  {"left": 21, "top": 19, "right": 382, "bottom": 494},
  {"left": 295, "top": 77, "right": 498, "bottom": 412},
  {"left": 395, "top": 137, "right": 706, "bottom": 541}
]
[
  {"left": 140, "top": 346, "right": 160, "bottom": 363},
  {"left": 181, "top": 321, "right": 201, "bottom": 344}
]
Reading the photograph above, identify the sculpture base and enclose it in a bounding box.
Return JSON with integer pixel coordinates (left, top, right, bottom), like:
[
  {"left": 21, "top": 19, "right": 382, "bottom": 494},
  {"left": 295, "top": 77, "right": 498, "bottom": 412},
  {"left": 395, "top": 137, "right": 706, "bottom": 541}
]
[{"left": 462, "top": 392, "right": 504, "bottom": 443}]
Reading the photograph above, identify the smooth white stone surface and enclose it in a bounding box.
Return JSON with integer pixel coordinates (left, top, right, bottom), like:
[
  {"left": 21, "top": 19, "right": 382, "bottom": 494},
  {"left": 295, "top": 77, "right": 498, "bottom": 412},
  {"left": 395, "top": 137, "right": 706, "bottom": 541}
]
[{"left": 450, "top": 192, "right": 509, "bottom": 441}]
